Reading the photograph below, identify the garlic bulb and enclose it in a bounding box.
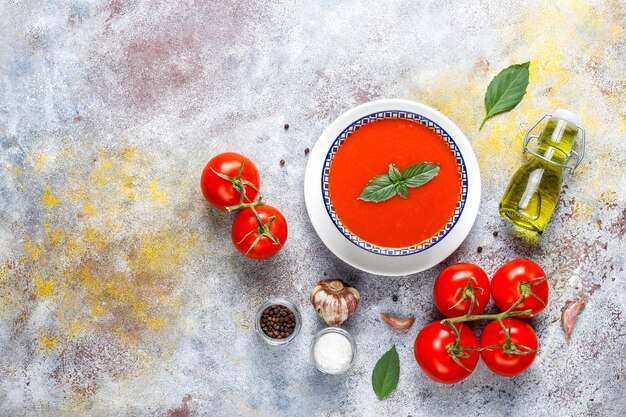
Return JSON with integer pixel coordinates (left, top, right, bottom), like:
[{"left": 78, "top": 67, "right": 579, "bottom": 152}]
[{"left": 310, "top": 279, "right": 360, "bottom": 326}]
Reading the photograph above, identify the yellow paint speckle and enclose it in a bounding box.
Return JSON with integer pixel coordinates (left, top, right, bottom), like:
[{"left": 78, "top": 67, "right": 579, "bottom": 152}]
[
  {"left": 42, "top": 187, "right": 60, "bottom": 207},
  {"left": 145, "top": 317, "right": 166, "bottom": 330},
  {"left": 23, "top": 238, "right": 42, "bottom": 260},
  {"left": 82, "top": 202, "right": 96, "bottom": 216},
  {"left": 38, "top": 335, "right": 58, "bottom": 352},
  {"left": 149, "top": 178, "right": 170, "bottom": 206},
  {"left": 123, "top": 146, "right": 138, "bottom": 159},
  {"left": 90, "top": 303, "right": 106, "bottom": 318},
  {"left": 34, "top": 153, "right": 48, "bottom": 170},
  {"left": 133, "top": 229, "right": 197, "bottom": 273},
  {"left": 34, "top": 276, "right": 54, "bottom": 297},
  {"left": 67, "top": 319, "right": 86, "bottom": 336},
  {"left": 44, "top": 222, "right": 67, "bottom": 246}
]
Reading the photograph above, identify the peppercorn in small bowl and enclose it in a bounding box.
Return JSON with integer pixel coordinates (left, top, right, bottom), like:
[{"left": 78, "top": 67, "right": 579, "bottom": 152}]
[{"left": 255, "top": 298, "right": 302, "bottom": 346}]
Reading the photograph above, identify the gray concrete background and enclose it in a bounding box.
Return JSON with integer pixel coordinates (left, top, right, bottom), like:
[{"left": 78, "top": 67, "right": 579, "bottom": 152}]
[{"left": 0, "top": 1, "right": 624, "bottom": 416}]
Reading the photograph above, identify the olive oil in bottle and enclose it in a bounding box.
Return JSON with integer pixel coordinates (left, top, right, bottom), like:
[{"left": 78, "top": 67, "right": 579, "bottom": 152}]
[{"left": 499, "top": 109, "right": 585, "bottom": 232}]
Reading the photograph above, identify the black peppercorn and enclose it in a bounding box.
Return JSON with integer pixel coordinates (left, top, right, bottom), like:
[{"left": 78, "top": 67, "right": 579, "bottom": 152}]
[{"left": 260, "top": 304, "right": 296, "bottom": 339}]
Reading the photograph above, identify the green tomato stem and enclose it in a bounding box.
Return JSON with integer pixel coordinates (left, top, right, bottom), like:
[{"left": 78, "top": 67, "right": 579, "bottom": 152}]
[
  {"left": 443, "top": 307, "right": 533, "bottom": 326},
  {"left": 226, "top": 197, "right": 263, "bottom": 212},
  {"left": 442, "top": 288, "right": 537, "bottom": 358}
]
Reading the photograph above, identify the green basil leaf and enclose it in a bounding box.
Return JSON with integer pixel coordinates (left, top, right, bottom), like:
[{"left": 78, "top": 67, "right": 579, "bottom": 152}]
[
  {"left": 388, "top": 163, "right": 403, "bottom": 183},
  {"left": 402, "top": 163, "right": 440, "bottom": 188},
  {"left": 372, "top": 345, "right": 400, "bottom": 400},
  {"left": 358, "top": 162, "right": 440, "bottom": 203},
  {"left": 395, "top": 183, "right": 409, "bottom": 199},
  {"left": 358, "top": 174, "right": 397, "bottom": 202},
  {"left": 480, "top": 62, "right": 530, "bottom": 130}
]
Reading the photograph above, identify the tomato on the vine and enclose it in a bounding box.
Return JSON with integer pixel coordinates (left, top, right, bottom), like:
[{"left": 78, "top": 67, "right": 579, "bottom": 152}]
[
  {"left": 414, "top": 321, "right": 479, "bottom": 384},
  {"left": 232, "top": 205, "right": 287, "bottom": 259},
  {"left": 201, "top": 152, "right": 260, "bottom": 210},
  {"left": 491, "top": 259, "right": 548, "bottom": 318},
  {"left": 434, "top": 263, "right": 491, "bottom": 318},
  {"left": 480, "top": 318, "right": 538, "bottom": 377}
]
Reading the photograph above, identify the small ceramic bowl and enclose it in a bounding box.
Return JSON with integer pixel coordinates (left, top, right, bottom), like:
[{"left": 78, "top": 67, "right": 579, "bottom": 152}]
[
  {"left": 255, "top": 298, "right": 302, "bottom": 346},
  {"left": 304, "top": 99, "right": 481, "bottom": 276}
]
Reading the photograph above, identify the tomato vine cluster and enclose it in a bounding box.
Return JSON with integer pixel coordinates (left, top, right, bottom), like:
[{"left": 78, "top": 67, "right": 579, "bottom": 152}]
[
  {"left": 201, "top": 152, "right": 288, "bottom": 259},
  {"left": 414, "top": 259, "right": 548, "bottom": 384}
]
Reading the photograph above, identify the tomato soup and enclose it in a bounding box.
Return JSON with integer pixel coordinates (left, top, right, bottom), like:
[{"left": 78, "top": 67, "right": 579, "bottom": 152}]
[{"left": 328, "top": 118, "right": 462, "bottom": 249}]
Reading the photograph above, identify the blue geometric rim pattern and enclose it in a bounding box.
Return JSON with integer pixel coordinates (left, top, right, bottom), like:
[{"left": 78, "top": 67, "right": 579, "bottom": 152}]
[{"left": 321, "top": 110, "right": 468, "bottom": 257}]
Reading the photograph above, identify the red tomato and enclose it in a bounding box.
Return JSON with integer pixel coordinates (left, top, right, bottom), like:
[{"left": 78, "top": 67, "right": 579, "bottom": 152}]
[
  {"left": 480, "top": 318, "right": 538, "bottom": 377},
  {"left": 232, "top": 205, "right": 287, "bottom": 259},
  {"left": 201, "top": 152, "right": 260, "bottom": 210},
  {"left": 414, "top": 321, "right": 479, "bottom": 384},
  {"left": 491, "top": 259, "right": 548, "bottom": 318},
  {"left": 434, "top": 263, "right": 491, "bottom": 317}
]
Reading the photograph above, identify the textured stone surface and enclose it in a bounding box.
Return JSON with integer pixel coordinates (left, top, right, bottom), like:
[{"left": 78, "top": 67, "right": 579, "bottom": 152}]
[{"left": 1, "top": 1, "right": 625, "bottom": 416}]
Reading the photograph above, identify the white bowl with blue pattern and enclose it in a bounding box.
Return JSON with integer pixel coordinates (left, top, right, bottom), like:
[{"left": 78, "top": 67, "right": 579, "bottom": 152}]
[{"left": 304, "top": 99, "right": 481, "bottom": 276}]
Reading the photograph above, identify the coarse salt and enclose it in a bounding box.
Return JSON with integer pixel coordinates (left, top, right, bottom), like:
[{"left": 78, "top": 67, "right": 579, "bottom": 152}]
[{"left": 313, "top": 331, "right": 354, "bottom": 374}]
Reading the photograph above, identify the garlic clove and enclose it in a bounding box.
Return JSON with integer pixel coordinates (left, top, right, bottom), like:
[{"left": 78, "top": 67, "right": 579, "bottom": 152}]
[
  {"left": 561, "top": 300, "right": 585, "bottom": 343},
  {"left": 381, "top": 313, "right": 416, "bottom": 330},
  {"left": 310, "top": 279, "right": 360, "bottom": 326}
]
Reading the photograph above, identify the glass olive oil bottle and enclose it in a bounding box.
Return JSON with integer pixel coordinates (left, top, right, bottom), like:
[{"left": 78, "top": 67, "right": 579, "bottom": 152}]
[{"left": 499, "top": 109, "right": 585, "bottom": 232}]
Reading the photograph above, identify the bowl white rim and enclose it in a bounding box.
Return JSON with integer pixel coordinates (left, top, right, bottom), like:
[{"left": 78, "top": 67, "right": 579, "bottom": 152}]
[{"left": 304, "top": 99, "right": 481, "bottom": 276}]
